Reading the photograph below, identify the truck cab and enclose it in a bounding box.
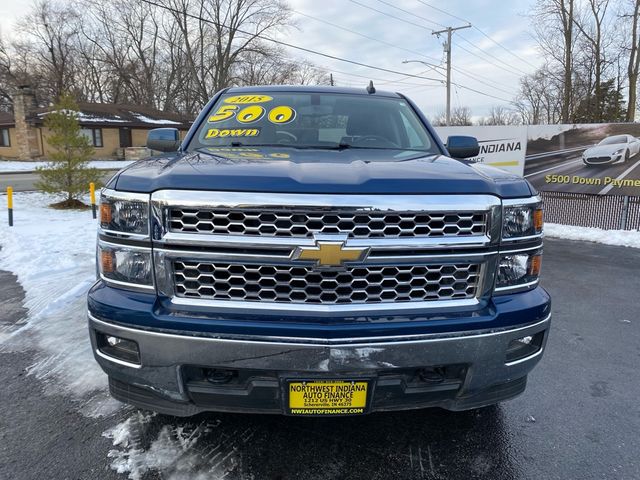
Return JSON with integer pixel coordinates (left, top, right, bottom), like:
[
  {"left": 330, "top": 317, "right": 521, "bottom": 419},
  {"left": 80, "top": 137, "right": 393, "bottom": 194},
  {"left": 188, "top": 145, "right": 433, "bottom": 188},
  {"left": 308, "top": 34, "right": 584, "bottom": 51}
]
[{"left": 88, "top": 86, "right": 550, "bottom": 416}]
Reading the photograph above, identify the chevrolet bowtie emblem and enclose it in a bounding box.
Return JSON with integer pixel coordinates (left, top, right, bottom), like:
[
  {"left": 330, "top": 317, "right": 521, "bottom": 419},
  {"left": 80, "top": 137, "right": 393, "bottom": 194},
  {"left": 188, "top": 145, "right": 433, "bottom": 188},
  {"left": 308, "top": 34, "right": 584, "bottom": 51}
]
[{"left": 293, "top": 241, "right": 370, "bottom": 267}]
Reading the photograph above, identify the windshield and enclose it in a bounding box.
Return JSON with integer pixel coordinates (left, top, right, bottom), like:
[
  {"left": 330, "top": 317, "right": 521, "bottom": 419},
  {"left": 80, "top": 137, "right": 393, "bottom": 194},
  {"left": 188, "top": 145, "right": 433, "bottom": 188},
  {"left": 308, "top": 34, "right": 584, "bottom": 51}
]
[
  {"left": 188, "top": 92, "right": 439, "bottom": 153},
  {"left": 598, "top": 135, "right": 627, "bottom": 145}
]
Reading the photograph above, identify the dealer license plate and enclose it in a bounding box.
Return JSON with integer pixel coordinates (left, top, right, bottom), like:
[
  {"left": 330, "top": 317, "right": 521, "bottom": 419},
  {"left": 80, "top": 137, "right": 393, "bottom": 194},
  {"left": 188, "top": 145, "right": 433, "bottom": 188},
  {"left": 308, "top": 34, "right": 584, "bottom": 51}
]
[{"left": 287, "top": 380, "right": 369, "bottom": 416}]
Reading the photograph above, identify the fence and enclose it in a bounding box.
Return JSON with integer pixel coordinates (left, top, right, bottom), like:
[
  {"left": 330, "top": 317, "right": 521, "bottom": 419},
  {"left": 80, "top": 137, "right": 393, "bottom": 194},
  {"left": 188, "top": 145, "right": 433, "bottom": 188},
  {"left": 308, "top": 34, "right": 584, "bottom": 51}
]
[{"left": 540, "top": 191, "right": 640, "bottom": 231}]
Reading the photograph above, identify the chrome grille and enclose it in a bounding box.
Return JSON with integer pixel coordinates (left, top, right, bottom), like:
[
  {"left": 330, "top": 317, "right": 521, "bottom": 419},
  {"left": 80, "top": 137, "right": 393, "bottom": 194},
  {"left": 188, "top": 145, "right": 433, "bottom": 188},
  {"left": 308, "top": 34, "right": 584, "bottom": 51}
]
[
  {"left": 168, "top": 208, "right": 487, "bottom": 238},
  {"left": 173, "top": 261, "right": 481, "bottom": 304}
]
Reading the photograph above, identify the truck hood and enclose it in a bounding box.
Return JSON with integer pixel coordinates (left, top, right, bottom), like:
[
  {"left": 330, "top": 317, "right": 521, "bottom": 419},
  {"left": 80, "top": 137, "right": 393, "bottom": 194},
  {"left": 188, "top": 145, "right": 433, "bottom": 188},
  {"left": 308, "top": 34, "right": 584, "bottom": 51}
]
[{"left": 111, "top": 147, "right": 533, "bottom": 198}]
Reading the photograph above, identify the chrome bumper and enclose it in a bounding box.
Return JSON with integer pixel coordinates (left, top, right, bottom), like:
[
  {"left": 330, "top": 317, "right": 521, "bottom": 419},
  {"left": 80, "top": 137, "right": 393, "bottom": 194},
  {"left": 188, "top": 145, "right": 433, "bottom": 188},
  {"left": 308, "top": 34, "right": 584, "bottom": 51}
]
[{"left": 89, "top": 313, "right": 551, "bottom": 414}]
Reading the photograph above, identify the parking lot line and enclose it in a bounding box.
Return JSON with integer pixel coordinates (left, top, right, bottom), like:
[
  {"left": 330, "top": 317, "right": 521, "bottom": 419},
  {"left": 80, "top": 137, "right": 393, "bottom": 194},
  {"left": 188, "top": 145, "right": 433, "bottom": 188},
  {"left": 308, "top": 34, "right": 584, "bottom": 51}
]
[{"left": 598, "top": 158, "right": 640, "bottom": 194}]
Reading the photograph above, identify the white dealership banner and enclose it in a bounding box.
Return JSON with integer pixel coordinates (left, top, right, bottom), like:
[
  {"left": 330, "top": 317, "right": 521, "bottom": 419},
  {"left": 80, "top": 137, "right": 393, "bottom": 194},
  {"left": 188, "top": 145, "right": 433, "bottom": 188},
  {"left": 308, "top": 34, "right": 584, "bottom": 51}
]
[{"left": 435, "top": 125, "right": 528, "bottom": 176}]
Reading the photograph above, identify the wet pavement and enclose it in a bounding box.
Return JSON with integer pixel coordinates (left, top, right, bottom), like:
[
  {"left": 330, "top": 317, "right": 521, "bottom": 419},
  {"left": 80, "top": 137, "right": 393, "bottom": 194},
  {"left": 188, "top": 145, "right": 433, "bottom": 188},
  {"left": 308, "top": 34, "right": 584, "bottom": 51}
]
[{"left": 1, "top": 238, "right": 639, "bottom": 479}]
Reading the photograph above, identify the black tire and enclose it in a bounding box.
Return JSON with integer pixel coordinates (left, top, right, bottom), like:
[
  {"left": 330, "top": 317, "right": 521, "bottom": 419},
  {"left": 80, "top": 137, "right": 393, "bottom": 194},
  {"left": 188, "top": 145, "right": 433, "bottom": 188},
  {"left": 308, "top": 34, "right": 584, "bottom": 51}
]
[{"left": 625, "top": 150, "right": 630, "bottom": 162}]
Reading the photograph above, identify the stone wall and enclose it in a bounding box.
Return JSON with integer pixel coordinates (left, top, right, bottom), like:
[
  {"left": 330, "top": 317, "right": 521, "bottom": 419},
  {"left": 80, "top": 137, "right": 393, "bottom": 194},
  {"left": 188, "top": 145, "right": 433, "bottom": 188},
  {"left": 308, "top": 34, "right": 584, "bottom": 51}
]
[{"left": 13, "top": 86, "right": 42, "bottom": 160}]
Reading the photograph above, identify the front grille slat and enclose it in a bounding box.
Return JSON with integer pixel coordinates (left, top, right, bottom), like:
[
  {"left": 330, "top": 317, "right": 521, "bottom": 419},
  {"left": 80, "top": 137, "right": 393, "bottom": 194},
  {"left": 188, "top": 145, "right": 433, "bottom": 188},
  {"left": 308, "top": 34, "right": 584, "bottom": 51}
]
[
  {"left": 169, "top": 208, "right": 487, "bottom": 238},
  {"left": 173, "top": 261, "right": 480, "bottom": 305}
]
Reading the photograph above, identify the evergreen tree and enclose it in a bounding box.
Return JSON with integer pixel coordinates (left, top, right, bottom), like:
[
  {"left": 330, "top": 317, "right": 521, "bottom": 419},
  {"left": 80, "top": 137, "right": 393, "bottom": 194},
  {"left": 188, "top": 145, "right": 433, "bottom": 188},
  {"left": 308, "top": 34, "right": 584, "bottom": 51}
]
[
  {"left": 574, "top": 80, "right": 626, "bottom": 123},
  {"left": 35, "top": 94, "right": 99, "bottom": 208}
]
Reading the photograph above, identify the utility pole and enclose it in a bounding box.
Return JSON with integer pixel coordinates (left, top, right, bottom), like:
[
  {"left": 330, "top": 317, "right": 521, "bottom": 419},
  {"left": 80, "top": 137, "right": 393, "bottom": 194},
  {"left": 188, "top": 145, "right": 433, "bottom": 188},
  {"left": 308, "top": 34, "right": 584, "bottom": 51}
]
[{"left": 432, "top": 24, "right": 471, "bottom": 126}]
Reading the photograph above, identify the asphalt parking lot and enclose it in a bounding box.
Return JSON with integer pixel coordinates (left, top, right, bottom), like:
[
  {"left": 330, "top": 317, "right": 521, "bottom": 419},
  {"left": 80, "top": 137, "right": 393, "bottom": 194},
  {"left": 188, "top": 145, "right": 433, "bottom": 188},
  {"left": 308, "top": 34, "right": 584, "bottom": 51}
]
[{"left": 1, "top": 237, "right": 639, "bottom": 480}]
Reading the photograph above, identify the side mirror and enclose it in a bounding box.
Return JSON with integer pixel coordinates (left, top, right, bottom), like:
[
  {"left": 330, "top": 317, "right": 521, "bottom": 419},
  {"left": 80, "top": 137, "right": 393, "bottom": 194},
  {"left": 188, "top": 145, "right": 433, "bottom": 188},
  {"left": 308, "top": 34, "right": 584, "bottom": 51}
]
[
  {"left": 446, "top": 135, "right": 480, "bottom": 159},
  {"left": 147, "top": 128, "right": 181, "bottom": 153}
]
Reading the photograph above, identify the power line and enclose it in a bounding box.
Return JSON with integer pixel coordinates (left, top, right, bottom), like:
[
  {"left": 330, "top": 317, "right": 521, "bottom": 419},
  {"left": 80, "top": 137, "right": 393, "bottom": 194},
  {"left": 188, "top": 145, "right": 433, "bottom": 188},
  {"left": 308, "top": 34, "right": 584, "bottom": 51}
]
[
  {"left": 296, "top": 6, "right": 515, "bottom": 95},
  {"left": 456, "top": 35, "right": 529, "bottom": 76},
  {"left": 375, "top": 0, "right": 530, "bottom": 77},
  {"left": 293, "top": 10, "right": 443, "bottom": 68},
  {"left": 372, "top": 0, "right": 446, "bottom": 29},
  {"left": 139, "top": 0, "right": 511, "bottom": 103},
  {"left": 312, "top": 65, "right": 442, "bottom": 87},
  {"left": 349, "top": 0, "right": 526, "bottom": 79},
  {"left": 139, "top": 0, "right": 444, "bottom": 82},
  {"left": 348, "top": 0, "right": 435, "bottom": 35},
  {"left": 383, "top": 65, "right": 444, "bottom": 85},
  {"left": 445, "top": 66, "right": 518, "bottom": 96},
  {"left": 448, "top": 63, "right": 520, "bottom": 93},
  {"left": 413, "top": 0, "right": 539, "bottom": 70}
]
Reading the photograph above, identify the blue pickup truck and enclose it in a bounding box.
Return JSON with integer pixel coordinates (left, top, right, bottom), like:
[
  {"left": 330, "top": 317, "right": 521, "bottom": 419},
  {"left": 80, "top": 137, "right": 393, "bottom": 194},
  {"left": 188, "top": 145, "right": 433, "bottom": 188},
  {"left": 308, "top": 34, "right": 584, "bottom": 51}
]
[{"left": 88, "top": 85, "right": 550, "bottom": 416}]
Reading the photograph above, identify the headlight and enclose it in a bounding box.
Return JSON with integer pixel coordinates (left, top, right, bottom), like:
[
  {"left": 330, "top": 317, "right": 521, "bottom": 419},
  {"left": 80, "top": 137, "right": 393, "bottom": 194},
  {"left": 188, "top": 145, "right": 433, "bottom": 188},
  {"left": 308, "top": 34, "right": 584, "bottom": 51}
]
[
  {"left": 613, "top": 149, "right": 624, "bottom": 156},
  {"left": 100, "top": 190, "right": 149, "bottom": 236},
  {"left": 502, "top": 203, "right": 543, "bottom": 239},
  {"left": 98, "top": 242, "right": 153, "bottom": 289},
  {"left": 495, "top": 250, "right": 542, "bottom": 290}
]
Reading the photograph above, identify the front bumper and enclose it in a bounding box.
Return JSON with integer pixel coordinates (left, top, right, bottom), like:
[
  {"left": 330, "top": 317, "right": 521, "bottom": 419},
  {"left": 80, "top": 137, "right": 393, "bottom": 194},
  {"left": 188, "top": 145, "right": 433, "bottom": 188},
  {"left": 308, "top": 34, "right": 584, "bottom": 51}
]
[
  {"left": 584, "top": 154, "right": 622, "bottom": 165},
  {"left": 89, "top": 311, "right": 551, "bottom": 416}
]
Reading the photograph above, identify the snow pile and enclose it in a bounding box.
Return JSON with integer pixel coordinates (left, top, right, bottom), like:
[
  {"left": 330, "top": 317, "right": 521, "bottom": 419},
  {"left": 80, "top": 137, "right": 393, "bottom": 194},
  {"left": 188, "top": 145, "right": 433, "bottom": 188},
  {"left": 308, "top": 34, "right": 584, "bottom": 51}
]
[
  {"left": 0, "top": 192, "right": 119, "bottom": 415},
  {"left": 130, "top": 112, "right": 181, "bottom": 125},
  {"left": 545, "top": 223, "right": 640, "bottom": 249},
  {"left": 0, "top": 160, "right": 135, "bottom": 173},
  {"left": 104, "top": 412, "right": 243, "bottom": 480}
]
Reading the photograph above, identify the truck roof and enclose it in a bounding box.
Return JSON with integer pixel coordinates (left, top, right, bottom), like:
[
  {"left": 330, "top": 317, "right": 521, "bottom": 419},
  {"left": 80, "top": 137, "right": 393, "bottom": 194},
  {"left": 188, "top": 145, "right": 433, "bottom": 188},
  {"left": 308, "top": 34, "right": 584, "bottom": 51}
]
[{"left": 223, "top": 84, "right": 402, "bottom": 98}]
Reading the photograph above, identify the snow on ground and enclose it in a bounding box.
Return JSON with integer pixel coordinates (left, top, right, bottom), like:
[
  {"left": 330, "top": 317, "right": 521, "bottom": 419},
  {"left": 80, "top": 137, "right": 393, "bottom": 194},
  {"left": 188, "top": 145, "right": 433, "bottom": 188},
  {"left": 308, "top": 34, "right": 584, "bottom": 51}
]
[
  {"left": 103, "top": 412, "right": 244, "bottom": 480},
  {"left": 545, "top": 223, "right": 640, "bottom": 249},
  {"left": 0, "top": 160, "right": 136, "bottom": 172},
  {"left": 1, "top": 193, "right": 637, "bottom": 478},
  {"left": 0, "top": 191, "right": 242, "bottom": 478},
  {"left": 0, "top": 191, "right": 119, "bottom": 416}
]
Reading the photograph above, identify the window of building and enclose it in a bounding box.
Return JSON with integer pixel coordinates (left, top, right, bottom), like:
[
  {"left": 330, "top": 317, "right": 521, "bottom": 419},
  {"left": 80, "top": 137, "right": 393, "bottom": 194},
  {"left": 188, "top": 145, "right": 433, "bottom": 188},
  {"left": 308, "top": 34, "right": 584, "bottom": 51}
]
[
  {"left": 80, "top": 128, "right": 103, "bottom": 148},
  {"left": 0, "top": 128, "right": 10, "bottom": 147}
]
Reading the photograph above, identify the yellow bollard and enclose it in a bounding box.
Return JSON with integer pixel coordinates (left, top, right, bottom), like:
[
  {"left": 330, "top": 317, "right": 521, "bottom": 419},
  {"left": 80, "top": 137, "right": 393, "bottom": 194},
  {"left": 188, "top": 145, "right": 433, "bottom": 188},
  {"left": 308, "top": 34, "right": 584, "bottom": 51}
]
[
  {"left": 90, "top": 182, "right": 96, "bottom": 219},
  {"left": 7, "top": 186, "right": 13, "bottom": 226}
]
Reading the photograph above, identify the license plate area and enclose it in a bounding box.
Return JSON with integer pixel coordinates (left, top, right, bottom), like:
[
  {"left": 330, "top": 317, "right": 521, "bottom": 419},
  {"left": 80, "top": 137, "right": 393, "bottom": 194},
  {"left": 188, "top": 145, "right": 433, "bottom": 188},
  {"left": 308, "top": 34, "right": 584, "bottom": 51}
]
[{"left": 285, "top": 379, "right": 372, "bottom": 416}]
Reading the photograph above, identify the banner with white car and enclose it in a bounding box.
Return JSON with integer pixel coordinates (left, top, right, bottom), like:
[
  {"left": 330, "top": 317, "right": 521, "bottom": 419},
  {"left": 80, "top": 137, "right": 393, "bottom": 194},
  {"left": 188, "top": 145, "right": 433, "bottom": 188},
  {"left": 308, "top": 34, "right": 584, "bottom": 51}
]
[
  {"left": 523, "top": 123, "right": 640, "bottom": 196},
  {"left": 437, "top": 123, "right": 640, "bottom": 196}
]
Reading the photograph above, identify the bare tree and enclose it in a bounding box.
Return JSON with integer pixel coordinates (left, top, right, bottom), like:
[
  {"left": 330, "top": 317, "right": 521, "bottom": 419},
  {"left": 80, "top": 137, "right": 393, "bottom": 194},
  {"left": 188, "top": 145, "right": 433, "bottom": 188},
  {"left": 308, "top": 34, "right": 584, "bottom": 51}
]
[
  {"left": 531, "top": 0, "right": 576, "bottom": 122},
  {"left": 514, "top": 65, "right": 563, "bottom": 124},
  {"left": 292, "top": 61, "right": 331, "bottom": 86},
  {"left": 16, "top": 0, "right": 81, "bottom": 102},
  {"left": 450, "top": 107, "right": 473, "bottom": 126},
  {"left": 572, "top": 0, "right": 612, "bottom": 121},
  {"left": 623, "top": 0, "right": 640, "bottom": 121},
  {"left": 161, "top": 0, "right": 292, "bottom": 109},
  {"left": 479, "top": 106, "right": 521, "bottom": 125},
  {"left": 0, "top": 0, "right": 324, "bottom": 116}
]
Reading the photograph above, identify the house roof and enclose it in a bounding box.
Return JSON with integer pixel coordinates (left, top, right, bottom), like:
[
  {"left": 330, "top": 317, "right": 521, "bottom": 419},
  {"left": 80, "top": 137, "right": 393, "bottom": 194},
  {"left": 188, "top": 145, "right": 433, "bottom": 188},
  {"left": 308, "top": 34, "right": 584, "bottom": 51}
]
[
  {"left": 33, "top": 103, "right": 193, "bottom": 129},
  {"left": 1, "top": 102, "right": 193, "bottom": 129}
]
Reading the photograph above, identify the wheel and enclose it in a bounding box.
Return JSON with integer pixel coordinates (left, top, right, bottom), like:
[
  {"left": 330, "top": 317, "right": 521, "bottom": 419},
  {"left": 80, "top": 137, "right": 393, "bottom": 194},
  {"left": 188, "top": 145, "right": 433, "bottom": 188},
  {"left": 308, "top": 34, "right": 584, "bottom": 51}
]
[{"left": 625, "top": 150, "right": 630, "bottom": 162}]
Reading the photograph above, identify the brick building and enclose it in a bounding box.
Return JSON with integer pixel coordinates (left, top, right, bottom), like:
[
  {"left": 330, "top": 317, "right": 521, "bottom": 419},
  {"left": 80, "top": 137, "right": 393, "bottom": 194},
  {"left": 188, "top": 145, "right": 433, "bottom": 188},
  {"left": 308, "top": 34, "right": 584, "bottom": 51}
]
[{"left": 0, "top": 86, "right": 192, "bottom": 161}]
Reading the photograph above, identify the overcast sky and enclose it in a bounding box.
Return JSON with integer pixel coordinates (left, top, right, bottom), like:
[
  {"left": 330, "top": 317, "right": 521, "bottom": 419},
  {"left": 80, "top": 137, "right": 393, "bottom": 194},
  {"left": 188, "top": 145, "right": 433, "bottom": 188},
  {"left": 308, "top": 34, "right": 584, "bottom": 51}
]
[{"left": 0, "top": 0, "right": 541, "bottom": 117}]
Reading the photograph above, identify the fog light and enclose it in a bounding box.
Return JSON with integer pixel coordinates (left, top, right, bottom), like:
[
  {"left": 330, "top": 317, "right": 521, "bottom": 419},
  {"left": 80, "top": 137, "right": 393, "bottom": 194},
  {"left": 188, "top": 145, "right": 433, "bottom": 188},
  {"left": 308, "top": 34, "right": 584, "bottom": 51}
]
[
  {"left": 96, "top": 331, "right": 140, "bottom": 365},
  {"left": 205, "top": 369, "right": 237, "bottom": 384},
  {"left": 506, "top": 331, "right": 545, "bottom": 363}
]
